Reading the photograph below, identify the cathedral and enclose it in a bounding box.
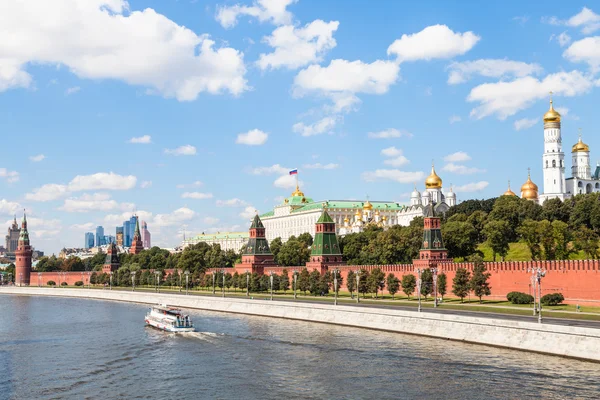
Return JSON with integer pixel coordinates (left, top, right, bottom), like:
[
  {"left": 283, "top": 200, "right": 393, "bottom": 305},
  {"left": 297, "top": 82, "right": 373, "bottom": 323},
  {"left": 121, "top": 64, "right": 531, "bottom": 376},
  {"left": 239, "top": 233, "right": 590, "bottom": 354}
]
[{"left": 503, "top": 96, "right": 600, "bottom": 202}]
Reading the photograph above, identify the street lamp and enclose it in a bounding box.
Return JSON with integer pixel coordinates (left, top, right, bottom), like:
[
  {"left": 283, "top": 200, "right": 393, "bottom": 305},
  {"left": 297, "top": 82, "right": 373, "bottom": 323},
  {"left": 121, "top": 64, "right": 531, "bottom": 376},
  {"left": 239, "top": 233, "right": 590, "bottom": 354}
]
[
  {"left": 332, "top": 269, "right": 339, "bottom": 306},
  {"left": 355, "top": 270, "right": 360, "bottom": 303},
  {"left": 38, "top": 272, "right": 42, "bottom": 287},
  {"left": 222, "top": 269, "right": 225, "bottom": 298},
  {"left": 212, "top": 271, "right": 216, "bottom": 295},
  {"left": 529, "top": 267, "right": 547, "bottom": 323},
  {"left": 88, "top": 272, "right": 91, "bottom": 289},
  {"left": 109, "top": 271, "right": 113, "bottom": 290},
  {"left": 246, "top": 271, "right": 250, "bottom": 297},
  {"left": 185, "top": 270, "right": 190, "bottom": 295},
  {"left": 269, "top": 271, "right": 274, "bottom": 301},
  {"left": 431, "top": 267, "right": 438, "bottom": 308},
  {"left": 131, "top": 271, "right": 136, "bottom": 291},
  {"left": 293, "top": 269, "right": 298, "bottom": 300},
  {"left": 415, "top": 268, "right": 422, "bottom": 312}
]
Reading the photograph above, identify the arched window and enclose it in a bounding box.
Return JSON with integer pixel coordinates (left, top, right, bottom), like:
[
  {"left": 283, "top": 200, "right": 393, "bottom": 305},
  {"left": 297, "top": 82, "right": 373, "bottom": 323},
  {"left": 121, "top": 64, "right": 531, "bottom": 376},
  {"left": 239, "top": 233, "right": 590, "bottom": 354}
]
[
  {"left": 552, "top": 160, "right": 556, "bottom": 168},
  {"left": 596, "top": 183, "right": 600, "bottom": 189},
  {"left": 587, "top": 183, "right": 592, "bottom": 194},
  {"left": 578, "top": 181, "right": 583, "bottom": 187},
  {"left": 545, "top": 160, "right": 548, "bottom": 168},
  {"left": 560, "top": 160, "right": 563, "bottom": 167}
]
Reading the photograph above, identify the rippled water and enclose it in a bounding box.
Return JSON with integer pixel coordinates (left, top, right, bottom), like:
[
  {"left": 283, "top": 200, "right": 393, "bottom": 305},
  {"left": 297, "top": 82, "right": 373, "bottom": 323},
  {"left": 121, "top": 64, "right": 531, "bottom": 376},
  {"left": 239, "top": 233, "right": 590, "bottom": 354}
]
[{"left": 1, "top": 295, "right": 599, "bottom": 399}]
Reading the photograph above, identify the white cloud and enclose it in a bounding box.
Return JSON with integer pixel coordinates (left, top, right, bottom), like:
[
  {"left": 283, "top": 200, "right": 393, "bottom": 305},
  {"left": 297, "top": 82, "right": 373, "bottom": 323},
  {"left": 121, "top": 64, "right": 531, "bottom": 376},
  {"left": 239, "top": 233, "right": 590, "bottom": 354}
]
[
  {"left": 441, "top": 163, "right": 485, "bottom": 175},
  {"left": 249, "top": 164, "right": 289, "bottom": 175},
  {"left": 564, "top": 37, "right": 600, "bottom": 71},
  {"left": 129, "top": 135, "right": 152, "bottom": 144},
  {"left": 140, "top": 181, "right": 152, "bottom": 189},
  {"left": 257, "top": 20, "right": 338, "bottom": 70},
  {"left": 61, "top": 193, "right": 134, "bottom": 213},
  {"left": 368, "top": 128, "right": 413, "bottom": 139},
  {"left": 545, "top": 7, "right": 600, "bottom": 34},
  {"left": 236, "top": 129, "right": 269, "bottom": 145},
  {"left": 65, "top": 86, "right": 80, "bottom": 95},
  {"left": 153, "top": 207, "right": 196, "bottom": 227},
  {"left": 70, "top": 222, "right": 95, "bottom": 231},
  {"left": 0, "top": 199, "right": 21, "bottom": 215},
  {"left": 325, "top": 92, "right": 361, "bottom": 113},
  {"left": 513, "top": 16, "right": 529, "bottom": 24},
  {"left": 361, "top": 169, "right": 424, "bottom": 183},
  {"left": 25, "top": 184, "right": 69, "bottom": 201},
  {"left": 216, "top": 0, "right": 296, "bottom": 28},
  {"left": 447, "top": 59, "right": 542, "bottom": 84},
  {"left": 0, "top": 168, "right": 19, "bottom": 183},
  {"left": 22, "top": 216, "right": 62, "bottom": 238},
  {"left": 556, "top": 31, "right": 572, "bottom": 47},
  {"left": 449, "top": 115, "right": 462, "bottom": 124},
  {"left": 454, "top": 181, "right": 489, "bottom": 192},
  {"left": 293, "top": 116, "right": 337, "bottom": 136},
  {"left": 387, "top": 24, "right": 480, "bottom": 62},
  {"left": 239, "top": 206, "right": 257, "bottom": 220},
  {"left": 444, "top": 152, "right": 471, "bottom": 162},
  {"left": 29, "top": 154, "right": 45, "bottom": 162},
  {"left": 164, "top": 145, "right": 197, "bottom": 156},
  {"left": 181, "top": 192, "right": 213, "bottom": 199},
  {"left": 514, "top": 118, "right": 539, "bottom": 131},
  {"left": 383, "top": 156, "right": 410, "bottom": 167},
  {"left": 302, "top": 163, "right": 339, "bottom": 170},
  {"left": 68, "top": 172, "right": 137, "bottom": 191},
  {"left": 274, "top": 174, "right": 300, "bottom": 189},
  {"left": 203, "top": 216, "right": 220, "bottom": 225},
  {"left": 104, "top": 210, "right": 154, "bottom": 226},
  {"left": 381, "top": 146, "right": 403, "bottom": 157},
  {"left": 0, "top": 1, "right": 248, "bottom": 99},
  {"left": 216, "top": 198, "right": 248, "bottom": 207},
  {"left": 467, "top": 70, "right": 597, "bottom": 119},
  {"left": 176, "top": 181, "right": 203, "bottom": 189}
]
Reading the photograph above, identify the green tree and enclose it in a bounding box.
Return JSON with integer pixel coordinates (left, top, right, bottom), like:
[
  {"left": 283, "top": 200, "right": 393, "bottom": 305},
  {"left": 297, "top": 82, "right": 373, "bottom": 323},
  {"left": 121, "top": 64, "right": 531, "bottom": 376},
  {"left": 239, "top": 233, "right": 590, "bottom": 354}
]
[
  {"left": 367, "top": 268, "right": 385, "bottom": 298},
  {"left": 386, "top": 273, "right": 400, "bottom": 299},
  {"left": 401, "top": 274, "right": 416, "bottom": 299},
  {"left": 541, "top": 197, "right": 569, "bottom": 222},
  {"left": 483, "top": 220, "right": 511, "bottom": 261},
  {"left": 552, "top": 220, "right": 571, "bottom": 260},
  {"left": 358, "top": 269, "right": 370, "bottom": 297},
  {"left": 452, "top": 267, "right": 471, "bottom": 303},
  {"left": 270, "top": 237, "right": 283, "bottom": 263},
  {"left": 420, "top": 269, "right": 433, "bottom": 299},
  {"left": 346, "top": 270, "right": 356, "bottom": 298},
  {"left": 308, "top": 269, "right": 321, "bottom": 296},
  {"left": 297, "top": 232, "right": 314, "bottom": 247},
  {"left": 298, "top": 268, "right": 310, "bottom": 294},
  {"left": 277, "top": 237, "right": 310, "bottom": 266},
  {"left": 232, "top": 272, "right": 239, "bottom": 292},
  {"left": 437, "top": 272, "right": 447, "bottom": 300},
  {"left": 224, "top": 272, "right": 233, "bottom": 291},
  {"left": 573, "top": 226, "right": 599, "bottom": 259},
  {"left": 467, "top": 210, "right": 488, "bottom": 243},
  {"left": 538, "top": 220, "right": 556, "bottom": 260},
  {"left": 517, "top": 219, "right": 542, "bottom": 260},
  {"left": 469, "top": 257, "right": 491, "bottom": 303},
  {"left": 442, "top": 221, "right": 478, "bottom": 259},
  {"left": 280, "top": 269, "right": 290, "bottom": 293}
]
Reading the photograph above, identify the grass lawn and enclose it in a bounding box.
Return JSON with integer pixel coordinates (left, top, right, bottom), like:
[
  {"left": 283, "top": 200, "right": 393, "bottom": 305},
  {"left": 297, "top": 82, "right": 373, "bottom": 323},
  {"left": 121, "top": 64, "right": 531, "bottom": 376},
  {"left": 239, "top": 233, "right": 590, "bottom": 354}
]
[{"left": 477, "top": 242, "right": 589, "bottom": 262}]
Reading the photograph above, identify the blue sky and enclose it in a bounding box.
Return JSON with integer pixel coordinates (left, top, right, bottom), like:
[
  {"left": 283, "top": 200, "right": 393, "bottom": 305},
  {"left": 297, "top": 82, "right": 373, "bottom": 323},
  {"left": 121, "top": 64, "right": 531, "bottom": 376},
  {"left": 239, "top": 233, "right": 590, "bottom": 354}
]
[{"left": 1, "top": 0, "right": 600, "bottom": 254}]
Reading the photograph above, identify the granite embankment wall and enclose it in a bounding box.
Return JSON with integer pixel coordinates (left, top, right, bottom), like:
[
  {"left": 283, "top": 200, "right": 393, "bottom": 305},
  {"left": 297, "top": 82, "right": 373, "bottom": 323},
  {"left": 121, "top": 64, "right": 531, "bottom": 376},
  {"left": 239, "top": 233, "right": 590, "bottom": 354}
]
[{"left": 2, "top": 287, "right": 600, "bottom": 362}]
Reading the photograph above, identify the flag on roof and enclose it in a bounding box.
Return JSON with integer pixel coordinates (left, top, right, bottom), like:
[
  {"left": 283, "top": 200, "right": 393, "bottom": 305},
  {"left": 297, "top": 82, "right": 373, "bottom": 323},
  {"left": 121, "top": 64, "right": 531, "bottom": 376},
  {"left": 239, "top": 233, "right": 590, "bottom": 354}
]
[{"left": 289, "top": 169, "right": 298, "bottom": 175}]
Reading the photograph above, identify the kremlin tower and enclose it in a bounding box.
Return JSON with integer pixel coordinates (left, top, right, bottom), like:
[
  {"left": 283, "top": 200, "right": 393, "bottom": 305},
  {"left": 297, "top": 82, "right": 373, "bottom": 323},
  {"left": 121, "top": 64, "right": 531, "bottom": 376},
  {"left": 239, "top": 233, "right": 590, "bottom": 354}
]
[
  {"left": 306, "top": 207, "right": 345, "bottom": 272},
  {"left": 15, "top": 211, "right": 32, "bottom": 286},
  {"left": 235, "top": 213, "right": 275, "bottom": 274},
  {"left": 539, "top": 93, "right": 567, "bottom": 202},
  {"left": 129, "top": 217, "right": 144, "bottom": 255},
  {"left": 103, "top": 242, "right": 121, "bottom": 273}
]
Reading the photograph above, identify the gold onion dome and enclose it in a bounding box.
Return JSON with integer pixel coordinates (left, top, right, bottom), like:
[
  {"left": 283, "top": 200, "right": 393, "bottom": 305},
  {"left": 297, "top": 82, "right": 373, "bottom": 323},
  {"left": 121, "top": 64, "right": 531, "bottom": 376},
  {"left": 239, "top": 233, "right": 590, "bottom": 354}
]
[
  {"left": 521, "top": 170, "right": 538, "bottom": 200},
  {"left": 425, "top": 163, "right": 442, "bottom": 189},
  {"left": 543, "top": 97, "right": 561, "bottom": 123},
  {"left": 572, "top": 135, "right": 590, "bottom": 153},
  {"left": 503, "top": 180, "right": 517, "bottom": 197},
  {"left": 363, "top": 200, "right": 373, "bottom": 210},
  {"left": 291, "top": 184, "right": 305, "bottom": 197}
]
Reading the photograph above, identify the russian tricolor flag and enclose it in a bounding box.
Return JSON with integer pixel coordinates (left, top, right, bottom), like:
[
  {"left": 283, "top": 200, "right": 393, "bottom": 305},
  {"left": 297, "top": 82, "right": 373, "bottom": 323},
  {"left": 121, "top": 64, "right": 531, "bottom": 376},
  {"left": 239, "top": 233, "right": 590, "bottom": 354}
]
[{"left": 289, "top": 169, "right": 298, "bottom": 175}]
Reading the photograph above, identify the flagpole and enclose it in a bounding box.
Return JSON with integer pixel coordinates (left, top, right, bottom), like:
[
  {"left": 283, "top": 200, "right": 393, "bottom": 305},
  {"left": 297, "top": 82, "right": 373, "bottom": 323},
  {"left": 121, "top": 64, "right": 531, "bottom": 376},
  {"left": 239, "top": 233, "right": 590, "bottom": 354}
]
[{"left": 295, "top": 169, "right": 299, "bottom": 188}]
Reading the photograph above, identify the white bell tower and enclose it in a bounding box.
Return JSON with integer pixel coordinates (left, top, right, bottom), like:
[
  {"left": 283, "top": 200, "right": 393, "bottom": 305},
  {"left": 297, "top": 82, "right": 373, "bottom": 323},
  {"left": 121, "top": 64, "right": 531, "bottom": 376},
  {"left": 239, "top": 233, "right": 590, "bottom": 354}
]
[{"left": 540, "top": 93, "right": 567, "bottom": 202}]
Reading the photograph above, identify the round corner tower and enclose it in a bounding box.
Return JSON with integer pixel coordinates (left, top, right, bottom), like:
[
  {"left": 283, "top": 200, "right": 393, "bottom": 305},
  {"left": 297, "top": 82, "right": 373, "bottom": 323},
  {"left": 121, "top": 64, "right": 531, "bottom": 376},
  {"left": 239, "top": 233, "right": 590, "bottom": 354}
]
[{"left": 15, "top": 211, "right": 32, "bottom": 286}]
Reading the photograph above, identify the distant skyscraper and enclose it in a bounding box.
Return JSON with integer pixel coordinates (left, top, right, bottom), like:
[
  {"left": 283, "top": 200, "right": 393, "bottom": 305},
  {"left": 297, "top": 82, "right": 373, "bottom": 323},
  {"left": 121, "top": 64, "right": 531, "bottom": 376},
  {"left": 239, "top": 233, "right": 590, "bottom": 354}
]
[
  {"left": 95, "top": 226, "right": 105, "bottom": 247},
  {"left": 122, "top": 216, "right": 138, "bottom": 247},
  {"left": 104, "top": 235, "right": 115, "bottom": 245},
  {"left": 5, "top": 216, "right": 20, "bottom": 254},
  {"left": 141, "top": 221, "right": 151, "bottom": 248},
  {"left": 116, "top": 226, "right": 124, "bottom": 246},
  {"left": 85, "top": 232, "right": 94, "bottom": 249}
]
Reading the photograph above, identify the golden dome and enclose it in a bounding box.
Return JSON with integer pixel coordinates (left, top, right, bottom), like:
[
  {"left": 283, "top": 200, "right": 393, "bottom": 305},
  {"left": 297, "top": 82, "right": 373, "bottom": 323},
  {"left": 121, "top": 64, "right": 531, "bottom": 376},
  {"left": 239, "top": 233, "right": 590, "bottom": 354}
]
[
  {"left": 363, "top": 200, "right": 373, "bottom": 210},
  {"left": 520, "top": 170, "right": 538, "bottom": 200},
  {"left": 354, "top": 209, "right": 361, "bottom": 217},
  {"left": 344, "top": 216, "right": 349, "bottom": 223},
  {"left": 425, "top": 163, "right": 442, "bottom": 189},
  {"left": 382, "top": 215, "right": 387, "bottom": 221},
  {"left": 503, "top": 180, "right": 517, "bottom": 197},
  {"left": 291, "top": 184, "right": 305, "bottom": 197},
  {"left": 375, "top": 209, "right": 380, "bottom": 215},
  {"left": 572, "top": 134, "right": 590, "bottom": 153},
  {"left": 543, "top": 95, "right": 561, "bottom": 123}
]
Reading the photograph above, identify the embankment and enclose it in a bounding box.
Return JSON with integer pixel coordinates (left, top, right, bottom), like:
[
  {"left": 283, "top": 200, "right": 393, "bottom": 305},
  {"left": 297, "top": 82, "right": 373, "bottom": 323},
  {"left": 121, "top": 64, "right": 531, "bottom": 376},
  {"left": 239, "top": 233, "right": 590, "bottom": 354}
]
[{"left": 2, "top": 287, "right": 600, "bottom": 362}]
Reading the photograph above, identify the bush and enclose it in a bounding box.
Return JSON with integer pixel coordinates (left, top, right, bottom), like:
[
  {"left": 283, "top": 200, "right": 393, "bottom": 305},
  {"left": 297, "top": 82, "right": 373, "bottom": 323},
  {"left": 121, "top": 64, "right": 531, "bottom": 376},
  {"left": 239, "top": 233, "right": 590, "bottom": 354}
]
[
  {"left": 507, "top": 291, "right": 534, "bottom": 304},
  {"left": 541, "top": 293, "right": 564, "bottom": 306},
  {"left": 61, "top": 282, "right": 68, "bottom": 286},
  {"left": 75, "top": 281, "right": 84, "bottom": 286},
  {"left": 47, "top": 281, "right": 56, "bottom": 286}
]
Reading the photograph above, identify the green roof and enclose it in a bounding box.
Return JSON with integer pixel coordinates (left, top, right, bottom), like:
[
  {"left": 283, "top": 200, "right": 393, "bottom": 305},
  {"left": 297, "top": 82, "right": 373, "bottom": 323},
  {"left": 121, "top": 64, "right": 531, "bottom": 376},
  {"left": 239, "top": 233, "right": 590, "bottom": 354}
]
[
  {"left": 259, "top": 210, "right": 274, "bottom": 218},
  {"left": 250, "top": 214, "right": 265, "bottom": 229},
  {"left": 317, "top": 210, "right": 334, "bottom": 223},
  {"left": 291, "top": 200, "right": 404, "bottom": 214}
]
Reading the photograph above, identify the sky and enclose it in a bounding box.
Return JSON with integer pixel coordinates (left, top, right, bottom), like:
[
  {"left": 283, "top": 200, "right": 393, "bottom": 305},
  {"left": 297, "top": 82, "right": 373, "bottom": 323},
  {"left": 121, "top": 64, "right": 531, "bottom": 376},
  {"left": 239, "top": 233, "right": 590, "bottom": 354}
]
[{"left": 1, "top": 0, "right": 600, "bottom": 254}]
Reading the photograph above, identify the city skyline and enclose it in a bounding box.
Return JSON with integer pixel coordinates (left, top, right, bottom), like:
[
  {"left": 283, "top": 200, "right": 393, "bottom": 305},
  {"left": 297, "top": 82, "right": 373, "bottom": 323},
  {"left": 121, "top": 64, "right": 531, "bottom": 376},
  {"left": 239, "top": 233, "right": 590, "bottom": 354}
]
[{"left": 1, "top": 1, "right": 600, "bottom": 254}]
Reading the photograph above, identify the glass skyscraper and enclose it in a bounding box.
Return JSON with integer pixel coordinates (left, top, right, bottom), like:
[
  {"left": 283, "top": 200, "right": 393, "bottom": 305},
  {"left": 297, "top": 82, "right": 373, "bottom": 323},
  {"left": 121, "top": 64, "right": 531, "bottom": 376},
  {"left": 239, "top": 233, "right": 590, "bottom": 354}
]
[
  {"left": 95, "top": 226, "right": 105, "bottom": 247},
  {"left": 84, "top": 232, "right": 94, "bottom": 249},
  {"left": 122, "top": 216, "right": 138, "bottom": 247}
]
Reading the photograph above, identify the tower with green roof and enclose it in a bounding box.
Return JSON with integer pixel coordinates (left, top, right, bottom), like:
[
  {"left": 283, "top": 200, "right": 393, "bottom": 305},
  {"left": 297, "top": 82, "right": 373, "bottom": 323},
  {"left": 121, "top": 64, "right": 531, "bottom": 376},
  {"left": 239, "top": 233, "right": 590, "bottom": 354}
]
[
  {"left": 413, "top": 203, "right": 450, "bottom": 270},
  {"left": 306, "top": 208, "right": 345, "bottom": 273},
  {"left": 15, "top": 211, "right": 32, "bottom": 286},
  {"left": 103, "top": 242, "right": 121, "bottom": 273},
  {"left": 129, "top": 216, "right": 144, "bottom": 255},
  {"left": 236, "top": 213, "right": 275, "bottom": 274}
]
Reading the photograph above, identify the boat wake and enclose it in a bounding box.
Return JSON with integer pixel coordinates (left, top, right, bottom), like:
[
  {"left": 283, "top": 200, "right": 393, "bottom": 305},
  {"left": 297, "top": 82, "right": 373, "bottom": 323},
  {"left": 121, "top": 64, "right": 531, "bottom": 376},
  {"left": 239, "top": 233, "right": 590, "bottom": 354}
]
[{"left": 180, "top": 331, "right": 223, "bottom": 340}]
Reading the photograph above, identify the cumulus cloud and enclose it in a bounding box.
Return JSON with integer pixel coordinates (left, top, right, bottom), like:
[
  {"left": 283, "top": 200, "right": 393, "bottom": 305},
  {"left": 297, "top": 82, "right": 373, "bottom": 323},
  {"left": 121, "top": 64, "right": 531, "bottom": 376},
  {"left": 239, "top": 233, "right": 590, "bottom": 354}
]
[
  {"left": 0, "top": 0, "right": 248, "bottom": 99},
  {"left": 236, "top": 129, "right": 269, "bottom": 145},
  {"left": 25, "top": 184, "right": 69, "bottom": 201},
  {"left": 65, "top": 86, "right": 80, "bottom": 95},
  {"left": 140, "top": 181, "right": 152, "bottom": 189},
  {"left": 240, "top": 206, "right": 257, "bottom": 220},
  {"left": 129, "top": 135, "right": 152, "bottom": 144},
  {"left": 467, "top": 70, "right": 597, "bottom": 119},
  {"left": 387, "top": 25, "right": 480, "bottom": 62},
  {"left": 257, "top": 20, "right": 338, "bottom": 70},
  {"left": 441, "top": 163, "right": 485, "bottom": 175},
  {"left": 0, "top": 168, "right": 20, "bottom": 183},
  {"left": 293, "top": 116, "right": 337, "bottom": 136},
  {"left": 216, "top": 198, "right": 248, "bottom": 207},
  {"left": 555, "top": 31, "right": 572, "bottom": 47},
  {"left": 444, "top": 151, "right": 471, "bottom": 162},
  {"left": 176, "top": 181, "right": 203, "bottom": 189},
  {"left": 564, "top": 37, "right": 600, "bottom": 71},
  {"left": 274, "top": 174, "right": 300, "bottom": 189},
  {"left": 216, "top": 0, "right": 296, "bottom": 28},
  {"left": 545, "top": 7, "right": 600, "bottom": 34},
  {"left": 0, "top": 199, "right": 21, "bottom": 215},
  {"left": 249, "top": 164, "right": 289, "bottom": 175},
  {"left": 203, "top": 216, "right": 220, "bottom": 225},
  {"left": 60, "top": 193, "right": 134, "bottom": 213},
  {"left": 381, "top": 146, "right": 403, "bottom": 157},
  {"left": 70, "top": 222, "right": 96, "bottom": 231},
  {"left": 153, "top": 207, "right": 196, "bottom": 227},
  {"left": 164, "top": 145, "right": 197, "bottom": 156},
  {"left": 514, "top": 118, "right": 539, "bottom": 131},
  {"left": 361, "top": 169, "right": 424, "bottom": 183},
  {"left": 367, "top": 128, "right": 413, "bottom": 139},
  {"left": 181, "top": 192, "right": 213, "bottom": 199},
  {"left": 454, "top": 181, "right": 489, "bottom": 192},
  {"left": 447, "top": 59, "right": 542, "bottom": 84},
  {"left": 302, "top": 163, "right": 339, "bottom": 170},
  {"left": 29, "top": 154, "right": 45, "bottom": 162},
  {"left": 68, "top": 172, "right": 137, "bottom": 191}
]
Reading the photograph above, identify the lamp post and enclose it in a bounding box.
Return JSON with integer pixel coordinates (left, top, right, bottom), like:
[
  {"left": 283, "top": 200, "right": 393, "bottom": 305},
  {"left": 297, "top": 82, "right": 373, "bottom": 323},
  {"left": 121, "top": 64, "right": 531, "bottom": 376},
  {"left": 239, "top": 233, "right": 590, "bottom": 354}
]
[
  {"left": 8, "top": 273, "right": 12, "bottom": 285},
  {"left": 293, "top": 269, "right": 298, "bottom": 300},
  {"left": 246, "top": 271, "right": 250, "bottom": 297},
  {"left": 178, "top": 269, "right": 182, "bottom": 293},
  {"left": 19, "top": 273, "right": 23, "bottom": 287},
  {"left": 222, "top": 269, "right": 225, "bottom": 298},
  {"left": 529, "top": 267, "right": 546, "bottom": 323},
  {"left": 154, "top": 271, "right": 160, "bottom": 293},
  {"left": 269, "top": 271, "right": 274, "bottom": 301},
  {"left": 38, "top": 272, "right": 42, "bottom": 287},
  {"left": 88, "top": 272, "right": 91, "bottom": 289},
  {"left": 530, "top": 272, "right": 537, "bottom": 316},
  {"left": 81, "top": 272, "right": 84, "bottom": 288},
  {"left": 355, "top": 270, "right": 360, "bottom": 303},
  {"left": 431, "top": 267, "right": 438, "bottom": 308},
  {"left": 185, "top": 270, "right": 190, "bottom": 295},
  {"left": 212, "top": 271, "right": 216, "bottom": 295},
  {"left": 109, "top": 271, "right": 113, "bottom": 290},
  {"left": 332, "top": 269, "right": 339, "bottom": 306},
  {"left": 415, "top": 268, "right": 422, "bottom": 312},
  {"left": 131, "top": 271, "right": 136, "bottom": 292}
]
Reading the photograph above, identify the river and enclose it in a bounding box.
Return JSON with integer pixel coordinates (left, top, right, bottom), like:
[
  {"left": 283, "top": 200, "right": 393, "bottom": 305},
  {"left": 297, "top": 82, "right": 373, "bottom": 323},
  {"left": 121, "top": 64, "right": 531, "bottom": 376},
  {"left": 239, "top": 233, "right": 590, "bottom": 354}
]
[{"left": 0, "top": 295, "right": 599, "bottom": 399}]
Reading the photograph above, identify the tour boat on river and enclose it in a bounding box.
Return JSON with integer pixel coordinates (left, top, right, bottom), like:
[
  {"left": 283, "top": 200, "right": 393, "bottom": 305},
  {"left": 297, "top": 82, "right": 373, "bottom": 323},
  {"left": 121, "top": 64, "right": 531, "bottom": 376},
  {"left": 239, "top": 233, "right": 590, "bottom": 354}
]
[{"left": 145, "top": 305, "right": 195, "bottom": 332}]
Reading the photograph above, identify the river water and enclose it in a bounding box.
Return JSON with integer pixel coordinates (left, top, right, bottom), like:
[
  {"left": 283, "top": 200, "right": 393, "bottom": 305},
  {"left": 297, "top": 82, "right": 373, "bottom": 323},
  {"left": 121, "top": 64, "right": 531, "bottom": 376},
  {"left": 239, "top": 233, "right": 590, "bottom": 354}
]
[{"left": 1, "top": 295, "right": 599, "bottom": 399}]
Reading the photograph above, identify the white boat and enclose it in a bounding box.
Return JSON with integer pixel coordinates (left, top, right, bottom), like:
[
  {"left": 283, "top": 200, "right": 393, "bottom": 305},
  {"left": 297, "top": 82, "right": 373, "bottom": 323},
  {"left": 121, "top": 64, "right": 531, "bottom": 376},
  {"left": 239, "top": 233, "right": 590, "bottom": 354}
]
[{"left": 145, "top": 304, "right": 195, "bottom": 332}]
